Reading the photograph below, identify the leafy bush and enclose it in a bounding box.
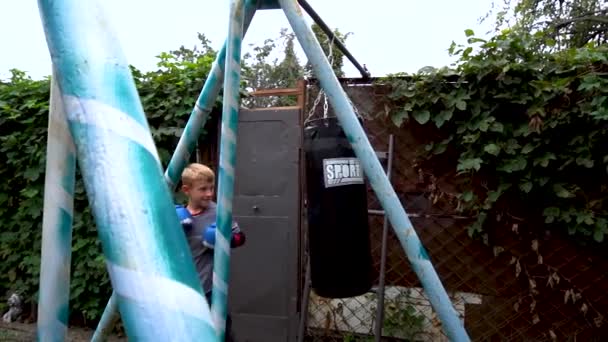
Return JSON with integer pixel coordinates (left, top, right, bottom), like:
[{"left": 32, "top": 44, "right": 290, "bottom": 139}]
[
  {"left": 0, "top": 37, "right": 219, "bottom": 323},
  {"left": 385, "top": 29, "right": 607, "bottom": 242},
  {"left": 0, "top": 25, "right": 322, "bottom": 324}
]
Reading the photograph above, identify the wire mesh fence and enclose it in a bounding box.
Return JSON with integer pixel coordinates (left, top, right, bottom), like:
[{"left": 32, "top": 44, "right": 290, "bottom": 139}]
[{"left": 302, "top": 80, "right": 608, "bottom": 341}]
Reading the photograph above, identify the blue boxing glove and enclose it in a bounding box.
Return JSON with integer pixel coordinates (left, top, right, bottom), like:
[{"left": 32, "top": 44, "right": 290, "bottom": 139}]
[
  {"left": 175, "top": 205, "right": 193, "bottom": 232},
  {"left": 202, "top": 223, "right": 217, "bottom": 249},
  {"left": 202, "top": 222, "right": 245, "bottom": 249}
]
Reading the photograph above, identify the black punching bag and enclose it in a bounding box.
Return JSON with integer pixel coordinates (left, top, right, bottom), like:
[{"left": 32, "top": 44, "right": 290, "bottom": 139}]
[{"left": 304, "top": 117, "right": 373, "bottom": 299}]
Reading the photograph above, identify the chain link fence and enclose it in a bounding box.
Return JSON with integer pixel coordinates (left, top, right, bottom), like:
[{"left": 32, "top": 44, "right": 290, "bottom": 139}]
[{"left": 302, "top": 80, "right": 608, "bottom": 341}]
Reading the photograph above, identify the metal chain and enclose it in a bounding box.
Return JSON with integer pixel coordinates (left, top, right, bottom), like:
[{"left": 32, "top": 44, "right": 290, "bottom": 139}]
[
  {"left": 304, "top": 34, "right": 333, "bottom": 124},
  {"left": 304, "top": 89, "right": 325, "bottom": 124},
  {"left": 322, "top": 35, "right": 336, "bottom": 119},
  {"left": 349, "top": 96, "right": 362, "bottom": 119},
  {"left": 305, "top": 31, "right": 364, "bottom": 123}
]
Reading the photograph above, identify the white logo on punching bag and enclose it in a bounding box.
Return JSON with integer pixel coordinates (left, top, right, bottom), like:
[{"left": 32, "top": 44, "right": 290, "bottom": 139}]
[{"left": 323, "top": 158, "right": 364, "bottom": 188}]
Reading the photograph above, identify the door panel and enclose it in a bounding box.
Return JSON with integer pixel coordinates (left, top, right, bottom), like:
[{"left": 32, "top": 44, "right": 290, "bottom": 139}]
[{"left": 229, "top": 107, "right": 301, "bottom": 342}]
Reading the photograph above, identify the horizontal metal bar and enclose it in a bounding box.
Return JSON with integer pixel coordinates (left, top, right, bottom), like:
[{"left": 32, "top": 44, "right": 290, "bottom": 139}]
[
  {"left": 246, "top": 106, "right": 301, "bottom": 111},
  {"left": 296, "top": 0, "right": 371, "bottom": 79},
  {"left": 375, "top": 151, "right": 388, "bottom": 160},
  {"left": 249, "top": 87, "right": 303, "bottom": 97},
  {"left": 256, "top": 0, "right": 280, "bottom": 10},
  {"left": 368, "top": 209, "right": 473, "bottom": 220}
]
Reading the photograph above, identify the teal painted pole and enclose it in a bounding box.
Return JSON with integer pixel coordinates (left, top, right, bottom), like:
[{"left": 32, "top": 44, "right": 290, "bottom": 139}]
[
  {"left": 37, "top": 74, "right": 77, "bottom": 342},
  {"left": 91, "top": 1, "right": 258, "bottom": 338},
  {"left": 279, "top": 1, "right": 471, "bottom": 341},
  {"left": 90, "top": 293, "right": 119, "bottom": 342},
  {"left": 211, "top": 0, "right": 246, "bottom": 339},
  {"left": 37, "top": 1, "right": 216, "bottom": 340},
  {"left": 164, "top": 0, "right": 257, "bottom": 190}
]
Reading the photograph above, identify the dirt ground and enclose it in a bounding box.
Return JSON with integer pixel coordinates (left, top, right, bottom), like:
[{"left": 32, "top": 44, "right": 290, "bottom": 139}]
[{"left": 0, "top": 321, "right": 125, "bottom": 341}]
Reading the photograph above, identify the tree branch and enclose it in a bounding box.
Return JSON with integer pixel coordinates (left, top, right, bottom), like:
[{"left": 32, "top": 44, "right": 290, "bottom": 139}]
[{"left": 554, "top": 15, "right": 608, "bottom": 29}]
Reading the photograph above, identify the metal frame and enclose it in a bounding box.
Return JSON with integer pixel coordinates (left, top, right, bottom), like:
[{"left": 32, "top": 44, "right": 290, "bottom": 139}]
[
  {"left": 36, "top": 0, "right": 470, "bottom": 340},
  {"left": 282, "top": 0, "right": 469, "bottom": 338},
  {"left": 297, "top": 248, "right": 312, "bottom": 342},
  {"left": 373, "top": 135, "right": 395, "bottom": 342},
  {"left": 37, "top": 72, "right": 76, "bottom": 341},
  {"left": 38, "top": 0, "right": 217, "bottom": 339}
]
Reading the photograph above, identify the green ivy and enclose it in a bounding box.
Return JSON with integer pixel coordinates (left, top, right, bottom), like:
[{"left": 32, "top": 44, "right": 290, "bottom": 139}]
[
  {"left": 0, "top": 37, "right": 220, "bottom": 323},
  {"left": 385, "top": 29, "right": 608, "bottom": 243}
]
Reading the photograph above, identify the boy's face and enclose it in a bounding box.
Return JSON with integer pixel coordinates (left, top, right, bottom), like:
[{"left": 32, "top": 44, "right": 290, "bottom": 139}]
[{"left": 183, "top": 180, "right": 215, "bottom": 210}]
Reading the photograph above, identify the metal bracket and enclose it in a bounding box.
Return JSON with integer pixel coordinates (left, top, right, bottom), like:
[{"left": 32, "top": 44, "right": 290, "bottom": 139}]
[{"left": 256, "top": 0, "right": 281, "bottom": 10}]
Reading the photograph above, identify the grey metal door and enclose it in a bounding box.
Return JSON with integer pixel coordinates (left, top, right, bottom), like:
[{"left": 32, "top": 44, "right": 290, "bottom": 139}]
[{"left": 229, "top": 107, "right": 301, "bottom": 342}]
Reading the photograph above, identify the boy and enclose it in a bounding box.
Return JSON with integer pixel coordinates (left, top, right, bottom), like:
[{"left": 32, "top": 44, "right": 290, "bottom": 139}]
[{"left": 176, "top": 163, "right": 245, "bottom": 342}]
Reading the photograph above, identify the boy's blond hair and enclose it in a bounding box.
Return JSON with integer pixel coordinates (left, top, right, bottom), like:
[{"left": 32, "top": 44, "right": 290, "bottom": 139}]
[{"left": 181, "top": 163, "right": 215, "bottom": 186}]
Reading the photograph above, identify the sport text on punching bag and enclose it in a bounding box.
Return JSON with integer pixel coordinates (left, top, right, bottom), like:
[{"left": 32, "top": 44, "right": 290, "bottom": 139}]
[{"left": 323, "top": 158, "right": 363, "bottom": 188}]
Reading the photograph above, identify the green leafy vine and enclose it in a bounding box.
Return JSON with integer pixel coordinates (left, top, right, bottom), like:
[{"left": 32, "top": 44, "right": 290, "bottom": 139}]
[
  {"left": 0, "top": 35, "right": 220, "bottom": 323},
  {"left": 384, "top": 29, "right": 608, "bottom": 242}
]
